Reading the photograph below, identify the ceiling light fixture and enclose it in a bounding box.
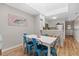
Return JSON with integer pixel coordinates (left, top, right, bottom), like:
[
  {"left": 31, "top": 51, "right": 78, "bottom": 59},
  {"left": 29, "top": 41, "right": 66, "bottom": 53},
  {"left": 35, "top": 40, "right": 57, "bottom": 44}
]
[{"left": 52, "top": 16, "right": 57, "bottom": 19}]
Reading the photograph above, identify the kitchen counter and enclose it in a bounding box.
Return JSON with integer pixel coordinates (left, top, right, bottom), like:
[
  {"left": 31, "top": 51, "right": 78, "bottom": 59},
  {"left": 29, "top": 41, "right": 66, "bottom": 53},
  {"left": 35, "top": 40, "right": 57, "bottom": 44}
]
[{"left": 42, "top": 30, "right": 61, "bottom": 36}]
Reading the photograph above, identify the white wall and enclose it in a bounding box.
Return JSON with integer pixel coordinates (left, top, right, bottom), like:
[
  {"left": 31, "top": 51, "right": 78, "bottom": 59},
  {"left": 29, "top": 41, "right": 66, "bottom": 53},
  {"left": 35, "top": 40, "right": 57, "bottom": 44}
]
[
  {"left": 69, "top": 3, "right": 79, "bottom": 43},
  {"left": 33, "top": 15, "right": 45, "bottom": 35},
  {"left": 74, "top": 17, "right": 79, "bottom": 43},
  {"left": 47, "top": 19, "right": 65, "bottom": 27},
  {"left": 0, "top": 4, "right": 35, "bottom": 50},
  {"left": 33, "top": 15, "right": 40, "bottom": 35}
]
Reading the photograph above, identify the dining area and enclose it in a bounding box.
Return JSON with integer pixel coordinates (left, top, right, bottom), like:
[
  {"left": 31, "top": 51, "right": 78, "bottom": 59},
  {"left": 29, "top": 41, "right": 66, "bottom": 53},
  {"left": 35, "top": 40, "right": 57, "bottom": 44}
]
[{"left": 23, "top": 33, "right": 58, "bottom": 56}]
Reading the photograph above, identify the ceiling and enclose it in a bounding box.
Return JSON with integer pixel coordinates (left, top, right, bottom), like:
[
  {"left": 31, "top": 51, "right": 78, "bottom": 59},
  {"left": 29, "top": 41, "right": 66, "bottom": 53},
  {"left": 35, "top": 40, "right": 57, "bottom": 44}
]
[
  {"left": 6, "top": 3, "right": 68, "bottom": 16},
  {"left": 27, "top": 3, "right": 68, "bottom": 16},
  {"left": 46, "top": 12, "right": 68, "bottom": 20},
  {"left": 68, "top": 3, "right": 79, "bottom": 21},
  {"left": 6, "top": 3, "right": 79, "bottom": 21},
  {"left": 6, "top": 3, "right": 39, "bottom": 16}
]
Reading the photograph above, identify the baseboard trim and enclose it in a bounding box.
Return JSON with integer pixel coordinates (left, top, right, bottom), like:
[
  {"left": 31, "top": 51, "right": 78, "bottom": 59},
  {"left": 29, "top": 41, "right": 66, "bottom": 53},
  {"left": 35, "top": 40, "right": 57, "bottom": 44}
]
[{"left": 2, "top": 43, "right": 22, "bottom": 52}]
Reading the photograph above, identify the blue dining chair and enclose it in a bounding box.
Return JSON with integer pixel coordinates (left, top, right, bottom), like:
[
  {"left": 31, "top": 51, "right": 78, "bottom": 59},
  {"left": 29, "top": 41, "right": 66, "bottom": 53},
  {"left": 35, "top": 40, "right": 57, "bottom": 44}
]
[
  {"left": 23, "top": 33, "right": 33, "bottom": 55},
  {"left": 32, "top": 38, "right": 49, "bottom": 56},
  {"left": 42, "top": 46, "right": 48, "bottom": 56},
  {"left": 51, "top": 47, "right": 57, "bottom": 56},
  {"left": 43, "top": 48, "right": 57, "bottom": 56},
  {"left": 32, "top": 38, "right": 43, "bottom": 56}
]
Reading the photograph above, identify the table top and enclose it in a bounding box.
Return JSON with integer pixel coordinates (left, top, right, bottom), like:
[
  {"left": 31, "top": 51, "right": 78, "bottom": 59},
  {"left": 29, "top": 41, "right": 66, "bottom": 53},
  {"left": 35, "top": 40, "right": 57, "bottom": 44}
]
[{"left": 26, "top": 34, "right": 57, "bottom": 45}]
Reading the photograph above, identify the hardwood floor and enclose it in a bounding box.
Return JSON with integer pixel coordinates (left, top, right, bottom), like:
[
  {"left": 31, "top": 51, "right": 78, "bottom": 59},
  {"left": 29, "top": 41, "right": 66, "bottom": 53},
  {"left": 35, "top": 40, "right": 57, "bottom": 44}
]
[
  {"left": 57, "top": 36, "right": 79, "bottom": 56},
  {"left": 2, "top": 46, "right": 27, "bottom": 56},
  {"left": 2, "top": 36, "right": 79, "bottom": 56}
]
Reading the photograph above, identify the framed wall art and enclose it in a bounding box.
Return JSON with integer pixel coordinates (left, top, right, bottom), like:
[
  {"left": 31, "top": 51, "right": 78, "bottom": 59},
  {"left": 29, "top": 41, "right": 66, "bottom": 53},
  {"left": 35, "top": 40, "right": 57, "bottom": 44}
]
[{"left": 8, "top": 14, "right": 27, "bottom": 26}]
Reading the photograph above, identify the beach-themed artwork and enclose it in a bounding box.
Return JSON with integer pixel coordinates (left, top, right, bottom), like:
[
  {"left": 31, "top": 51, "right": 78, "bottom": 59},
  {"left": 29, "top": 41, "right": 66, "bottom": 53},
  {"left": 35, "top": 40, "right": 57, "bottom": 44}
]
[{"left": 8, "top": 14, "right": 27, "bottom": 26}]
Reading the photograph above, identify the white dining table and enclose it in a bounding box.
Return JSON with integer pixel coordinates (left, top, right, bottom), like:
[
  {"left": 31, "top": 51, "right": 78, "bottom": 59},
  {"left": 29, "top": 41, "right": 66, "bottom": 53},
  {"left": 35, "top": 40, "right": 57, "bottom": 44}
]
[{"left": 26, "top": 34, "right": 57, "bottom": 56}]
